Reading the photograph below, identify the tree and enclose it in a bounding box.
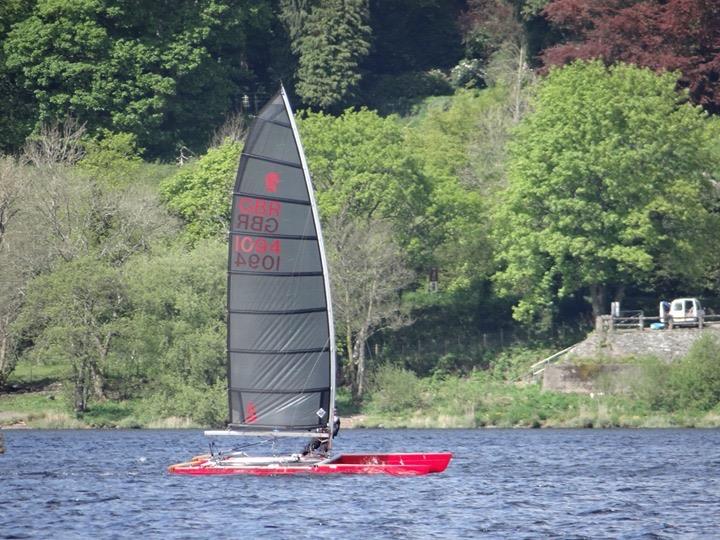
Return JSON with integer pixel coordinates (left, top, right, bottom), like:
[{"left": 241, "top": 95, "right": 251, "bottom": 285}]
[
  {"left": 3, "top": 0, "right": 274, "bottom": 157},
  {"left": 493, "top": 61, "right": 720, "bottom": 326},
  {"left": 325, "top": 213, "right": 413, "bottom": 399},
  {"left": 15, "top": 257, "right": 130, "bottom": 411},
  {"left": 160, "top": 139, "right": 242, "bottom": 243},
  {"left": 298, "top": 108, "right": 431, "bottom": 396},
  {"left": 292, "top": 0, "right": 371, "bottom": 109},
  {"left": 297, "top": 108, "right": 430, "bottom": 261},
  {"left": 541, "top": 0, "right": 720, "bottom": 114},
  {"left": 0, "top": 0, "right": 36, "bottom": 152},
  {"left": 0, "top": 155, "right": 30, "bottom": 387},
  {"left": 121, "top": 240, "right": 227, "bottom": 424}
]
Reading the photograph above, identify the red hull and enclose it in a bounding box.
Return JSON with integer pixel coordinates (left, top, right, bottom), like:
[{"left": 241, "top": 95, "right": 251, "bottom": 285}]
[{"left": 168, "top": 452, "right": 452, "bottom": 476}]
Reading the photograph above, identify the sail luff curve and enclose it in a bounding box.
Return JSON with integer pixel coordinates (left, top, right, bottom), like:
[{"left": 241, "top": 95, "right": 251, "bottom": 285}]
[{"left": 225, "top": 86, "right": 335, "bottom": 437}]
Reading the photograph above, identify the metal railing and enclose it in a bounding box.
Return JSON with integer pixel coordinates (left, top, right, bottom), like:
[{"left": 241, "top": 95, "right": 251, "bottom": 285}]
[{"left": 522, "top": 344, "right": 577, "bottom": 381}]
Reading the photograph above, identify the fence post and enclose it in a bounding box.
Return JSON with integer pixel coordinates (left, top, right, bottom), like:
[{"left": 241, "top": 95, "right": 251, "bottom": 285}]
[{"left": 639, "top": 314, "right": 644, "bottom": 330}]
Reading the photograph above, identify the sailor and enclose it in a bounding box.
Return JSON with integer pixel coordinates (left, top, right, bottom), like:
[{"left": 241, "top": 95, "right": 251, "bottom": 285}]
[{"left": 302, "top": 409, "right": 340, "bottom": 456}]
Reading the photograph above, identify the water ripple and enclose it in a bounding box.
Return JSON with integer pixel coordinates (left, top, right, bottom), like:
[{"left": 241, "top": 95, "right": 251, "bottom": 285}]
[{"left": 1, "top": 429, "right": 720, "bottom": 538}]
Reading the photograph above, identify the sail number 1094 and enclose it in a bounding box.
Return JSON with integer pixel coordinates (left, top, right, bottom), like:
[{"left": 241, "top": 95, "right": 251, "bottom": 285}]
[{"left": 233, "top": 236, "right": 281, "bottom": 271}]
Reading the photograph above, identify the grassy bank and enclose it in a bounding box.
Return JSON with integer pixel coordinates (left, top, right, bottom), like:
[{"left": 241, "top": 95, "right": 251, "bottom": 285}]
[
  {"left": 4, "top": 337, "right": 720, "bottom": 429},
  {"left": 358, "top": 376, "right": 720, "bottom": 429},
  {"left": 4, "top": 372, "right": 720, "bottom": 431}
]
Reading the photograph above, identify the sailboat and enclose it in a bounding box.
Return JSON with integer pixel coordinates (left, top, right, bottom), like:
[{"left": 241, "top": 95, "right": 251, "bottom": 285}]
[{"left": 168, "top": 87, "right": 452, "bottom": 475}]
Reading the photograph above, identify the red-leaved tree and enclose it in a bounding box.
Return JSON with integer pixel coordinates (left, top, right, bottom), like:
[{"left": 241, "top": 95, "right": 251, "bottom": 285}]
[{"left": 541, "top": 0, "right": 720, "bottom": 113}]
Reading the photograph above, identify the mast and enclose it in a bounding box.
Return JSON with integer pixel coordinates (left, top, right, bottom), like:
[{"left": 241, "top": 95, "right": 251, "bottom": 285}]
[{"left": 280, "top": 85, "right": 337, "bottom": 448}]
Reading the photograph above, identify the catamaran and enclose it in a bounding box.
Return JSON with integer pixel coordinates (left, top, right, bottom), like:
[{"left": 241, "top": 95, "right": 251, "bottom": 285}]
[{"left": 168, "top": 87, "right": 452, "bottom": 476}]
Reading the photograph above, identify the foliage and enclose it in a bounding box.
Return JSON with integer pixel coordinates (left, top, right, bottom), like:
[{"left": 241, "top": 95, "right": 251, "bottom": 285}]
[
  {"left": 365, "top": 0, "right": 463, "bottom": 74},
  {"left": 326, "top": 215, "right": 414, "bottom": 398},
  {"left": 77, "top": 131, "right": 143, "bottom": 188},
  {"left": 366, "top": 364, "right": 424, "bottom": 413},
  {"left": 633, "top": 335, "right": 720, "bottom": 412},
  {"left": 160, "top": 140, "right": 242, "bottom": 243},
  {"left": 0, "top": 0, "right": 36, "bottom": 152},
  {"left": 541, "top": 0, "right": 720, "bottom": 114},
  {"left": 3, "top": 0, "right": 274, "bottom": 157},
  {"left": 140, "top": 378, "right": 227, "bottom": 427},
  {"left": 364, "top": 70, "right": 453, "bottom": 115},
  {"left": 14, "top": 256, "right": 130, "bottom": 412},
  {"left": 494, "top": 61, "right": 720, "bottom": 326},
  {"left": 121, "top": 240, "right": 226, "bottom": 396},
  {"left": 292, "top": 0, "right": 371, "bottom": 110},
  {"left": 407, "top": 90, "right": 504, "bottom": 293},
  {"left": 298, "top": 108, "right": 431, "bottom": 259}
]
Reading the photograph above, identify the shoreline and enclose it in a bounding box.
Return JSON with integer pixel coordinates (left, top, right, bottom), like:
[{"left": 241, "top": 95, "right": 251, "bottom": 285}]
[{"left": 2, "top": 411, "right": 719, "bottom": 430}]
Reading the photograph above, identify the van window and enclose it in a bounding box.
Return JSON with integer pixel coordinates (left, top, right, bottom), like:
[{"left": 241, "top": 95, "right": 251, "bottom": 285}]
[{"left": 673, "top": 301, "right": 683, "bottom": 311}]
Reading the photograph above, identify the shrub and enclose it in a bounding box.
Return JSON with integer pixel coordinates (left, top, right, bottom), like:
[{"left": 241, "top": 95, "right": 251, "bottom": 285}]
[{"left": 367, "top": 364, "right": 425, "bottom": 413}]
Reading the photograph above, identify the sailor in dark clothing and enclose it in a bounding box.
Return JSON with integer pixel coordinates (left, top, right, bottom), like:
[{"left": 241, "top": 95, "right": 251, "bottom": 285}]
[{"left": 302, "top": 410, "right": 340, "bottom": 456}]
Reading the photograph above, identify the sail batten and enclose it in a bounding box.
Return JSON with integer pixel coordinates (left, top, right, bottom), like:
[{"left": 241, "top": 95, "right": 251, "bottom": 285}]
[
  {"left": 240, "top": 152, "right": 303, "bottom": 169},
  {"left": 226, "top": 86, "right": 335, "bottom": 436}
]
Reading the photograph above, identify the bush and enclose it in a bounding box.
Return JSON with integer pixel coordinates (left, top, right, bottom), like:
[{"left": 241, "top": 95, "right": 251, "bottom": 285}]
[
  {"left": 671, "top": 335, "right": 720, "bottom": 411},
  {"left": 141, "top": 378, "right": 227, "bottom": 427},
  {"left": 632, "top": 336, "right": 720, "bottom": 412},
  {"left": 367, "top": 364, "right": 425, "bottom": 413},
  {"left": 364, "top": 71, "right": 453, "bottom": 115}
]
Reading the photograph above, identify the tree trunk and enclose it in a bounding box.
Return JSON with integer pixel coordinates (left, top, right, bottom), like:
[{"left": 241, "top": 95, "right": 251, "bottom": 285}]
[
  {"left": 355, "top": 328, "right": 367, "bottom": 399},
  {"left": 90, "top": 332, "right": 112, "bottom": 400},
  {"left": 89, "top": 360, "right": 105, "bottom": 401},
  {"left": 0, "top": 315, "right": 9, "bottom": 389},
  {"left": 589, "top": 283, "right": 607, "bottom": 319},
  {"left": 73, "top": 360, "right": 89, "bottom": 413}
]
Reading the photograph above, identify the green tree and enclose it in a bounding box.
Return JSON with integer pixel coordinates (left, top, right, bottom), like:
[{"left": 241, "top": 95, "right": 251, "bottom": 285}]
[
  {"left": 4, "top": 0, "right": 273, "bottom": 157},
  {"left": 78, "top": 131, "right": 143, "bottom": 188},
  {"left": 297, "top": 108, "right": 430, "bottom": 259},
  {"left": 121, "top": 240, "right": 227, "bottom": 424},
  {"left": 494, "top": 61, "right": 720, "bottom": 326},
  {"left": 293, "top": 0, "right": 371, "bottom": 109},
  {"left": 15, "top": 257, "right": 130, "bottom": 412},
  {"left": 160, "top": 139, "right": 242, "bottom": 243},
  {"left": 0, "top": 0, "right": 36, "bottom": 152},
  {"left": 325, "top": 214, "right": 413, "bottom": 399}
]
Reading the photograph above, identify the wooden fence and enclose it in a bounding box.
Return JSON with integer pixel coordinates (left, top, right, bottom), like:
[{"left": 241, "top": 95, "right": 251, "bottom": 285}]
[{"left": 599, "top": 312, "right": 720, "bottom": 331}]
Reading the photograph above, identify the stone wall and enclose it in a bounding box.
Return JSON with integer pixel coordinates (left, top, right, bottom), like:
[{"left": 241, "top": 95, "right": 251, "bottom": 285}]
[
  {"left": 542, "top": 325, "right": 720, "bottom": 394},
  {"left": 567, "top": 325, "right": 720, "bottom": 363},
  {"left": 542, "top": 363, "right": 641, "bottom": 395}
]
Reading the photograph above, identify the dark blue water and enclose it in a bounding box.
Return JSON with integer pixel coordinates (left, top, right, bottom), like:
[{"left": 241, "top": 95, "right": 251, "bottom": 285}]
[{"left": 1, "top": 429, "right": 719, "bottom": 539}]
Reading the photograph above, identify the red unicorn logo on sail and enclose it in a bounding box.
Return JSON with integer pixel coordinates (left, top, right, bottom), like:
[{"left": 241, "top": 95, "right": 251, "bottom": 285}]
[
  {"left": 246, "top": 402, "right": 257, "bottom": 423},
  {"left": 265, "top": 171, "right": 280, "bottom": 193}
]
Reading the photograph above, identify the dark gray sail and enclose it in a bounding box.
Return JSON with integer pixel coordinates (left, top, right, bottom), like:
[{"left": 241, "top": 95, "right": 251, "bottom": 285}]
[{"left": 226, "top": 87, "right": 335, "bottom": 436}]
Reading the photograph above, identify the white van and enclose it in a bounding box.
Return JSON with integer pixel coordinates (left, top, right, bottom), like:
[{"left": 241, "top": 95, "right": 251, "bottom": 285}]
[{"left": 659, "top": 298, "right": 703, "bottom": 327}]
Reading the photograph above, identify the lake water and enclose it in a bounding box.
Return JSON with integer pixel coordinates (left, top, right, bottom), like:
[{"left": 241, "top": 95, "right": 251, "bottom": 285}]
[{"left": 1, "top": 428, "right": 719, "bottom": 539}]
